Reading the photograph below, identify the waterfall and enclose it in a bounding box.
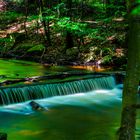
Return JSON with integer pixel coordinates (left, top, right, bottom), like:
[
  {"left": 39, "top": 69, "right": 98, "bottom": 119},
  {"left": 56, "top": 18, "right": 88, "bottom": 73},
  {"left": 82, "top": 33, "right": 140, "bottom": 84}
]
[{"left": 0, "top": 76, "right": 116, "bottom": 105}]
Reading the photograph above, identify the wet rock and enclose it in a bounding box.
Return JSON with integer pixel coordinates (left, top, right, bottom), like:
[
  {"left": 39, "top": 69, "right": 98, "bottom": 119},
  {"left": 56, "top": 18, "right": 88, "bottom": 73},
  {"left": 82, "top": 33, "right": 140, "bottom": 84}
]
[
  {"left": 0, "top": 133, "right": 7, "bottom": 140},
  {"left": 29, "top": 101, "right": 47, "bottom": 111}
]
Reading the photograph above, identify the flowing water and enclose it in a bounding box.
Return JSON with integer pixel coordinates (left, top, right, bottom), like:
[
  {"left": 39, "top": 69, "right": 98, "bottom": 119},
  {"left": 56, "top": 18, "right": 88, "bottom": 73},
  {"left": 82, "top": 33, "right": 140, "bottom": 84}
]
[
  {"left": 0, "top": 86, "right": 122, "bottom": 140},
  {"left": 0, "top": 76, "right": 115, "bottom": 105},
  {"left": 0, "top": 59, "right": 140, "bottom": 140}
]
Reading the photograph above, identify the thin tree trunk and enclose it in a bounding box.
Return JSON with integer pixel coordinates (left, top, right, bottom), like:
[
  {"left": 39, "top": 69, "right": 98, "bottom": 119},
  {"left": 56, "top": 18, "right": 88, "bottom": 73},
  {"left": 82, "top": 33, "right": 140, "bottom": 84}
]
[
  {"left": 65, "top": 0, "right": 74, "bottom": 49},
  {"left": 105, "top": 0, "right": 111, "bottom": 16},
  {"left": 38, "top": 0, "right": 51, "bottom": 46},
  {"left": 118, "top": 14, "right": 140, "bottom": 140},
  {"left": 24, "top": 0, "right": 28, "bottom": 37}
]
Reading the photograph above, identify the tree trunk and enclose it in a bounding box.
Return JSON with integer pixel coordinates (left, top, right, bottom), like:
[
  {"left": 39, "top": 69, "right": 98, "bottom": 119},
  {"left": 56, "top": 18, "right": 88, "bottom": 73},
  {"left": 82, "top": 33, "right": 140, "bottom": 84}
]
[
  {"left": 105, "top": 0, "right": 113, "bottom": 16},
  {"left": 118, "top": 12, "right": 140, "bottom": 140},
  {"left": 38, "top": 0, "right": 51, "bottom": 46},
  {"left": 24, "top": 0, "right": 28, "bottom": 37},
  {"left": 65, "top": 0, "right": 74, "bottom": 49}
]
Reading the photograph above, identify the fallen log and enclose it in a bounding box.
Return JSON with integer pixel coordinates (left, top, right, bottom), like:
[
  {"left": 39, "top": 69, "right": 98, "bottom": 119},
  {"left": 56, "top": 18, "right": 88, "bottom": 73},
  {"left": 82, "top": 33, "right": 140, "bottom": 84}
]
[
  {"left": 0, "top": 72, "right": 112, "bottom": 86},
  {"left": 0, "top": 71, "right": 125, "bottom": 86}
]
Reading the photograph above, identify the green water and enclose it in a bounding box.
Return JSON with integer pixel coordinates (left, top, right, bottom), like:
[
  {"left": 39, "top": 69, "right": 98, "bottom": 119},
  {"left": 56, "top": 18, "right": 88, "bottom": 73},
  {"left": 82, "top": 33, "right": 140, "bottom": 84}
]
[
  {"left": 0, "top": 93, "right": 121, "bottom": 140},
  {"left": 0, "top": 59, "right": 46, "bottom": 82},
  {"left": 0, "top": 59, "right": 92, "bottom": 85},
  {"left": 0, "top": 59, "right": 139, "bottom": 140},
  {"left": 0, "top": 87, "right": 124, "bottom": 140},
  {"left": 1, "top": 93, "right": 140, "bottom": 140},
  {"left": 2, "top": 107, "right": 119, "bottom": 140}
]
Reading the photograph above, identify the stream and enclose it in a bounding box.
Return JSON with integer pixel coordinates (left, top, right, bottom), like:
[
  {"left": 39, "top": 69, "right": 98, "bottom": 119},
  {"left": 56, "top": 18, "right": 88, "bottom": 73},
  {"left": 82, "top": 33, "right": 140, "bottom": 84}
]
[
  {"left": 0, "top": 87, "right": 122, "bottom": 140},
  {"left": 0, "top": 59, "right": 140, "bottom": 140}
]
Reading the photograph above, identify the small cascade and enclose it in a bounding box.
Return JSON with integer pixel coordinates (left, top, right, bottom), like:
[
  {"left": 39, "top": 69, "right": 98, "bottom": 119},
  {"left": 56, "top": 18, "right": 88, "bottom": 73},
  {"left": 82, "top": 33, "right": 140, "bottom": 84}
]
[{"left": 0, "top": 76, "right": 116, "bottom": 105}]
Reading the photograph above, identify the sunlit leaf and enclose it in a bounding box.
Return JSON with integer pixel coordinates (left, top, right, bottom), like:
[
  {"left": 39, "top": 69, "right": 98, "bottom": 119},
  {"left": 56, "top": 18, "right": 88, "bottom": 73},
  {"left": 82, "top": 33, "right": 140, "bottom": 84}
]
[
  {"left": 131, "top": 6, "right": 140, "bottom": 15},
  {"left": 27, "top": 44, "right": 45, "bottom": 52}
]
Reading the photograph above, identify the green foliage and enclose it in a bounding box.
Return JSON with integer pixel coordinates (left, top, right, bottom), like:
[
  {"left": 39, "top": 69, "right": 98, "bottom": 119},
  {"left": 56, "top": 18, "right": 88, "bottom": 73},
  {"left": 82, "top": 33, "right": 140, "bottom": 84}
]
[
  {"left": 131, "top": 6, "right": 140, "bottom": 15},
  {"left": 43, "top": 15, "right": 56, "bottom": 21},
  {"left": 18, "top": 43, "right": 34, "bottom": 50},
  {"left": 0, "top": 11, "right": 22, "bottom": 29},
  {"left": 9, "top": 0, "right": 24, "bottom": 3},
  {"left": 56, "top": 17, "right": 87, "bottom": 35},
  {"left": 102, "top": 55, "right": 113, "bottom": 65},
  {"left": 5, "top": 37, "right": 15, "bottom": 48},
  {"left": 0, "top": 0, "right": 127, "bottom": 66},
  {"left": 87, "top": 28, "right": 105, "bottom": 41},
  {"left": 27, "top": 15, "right": 39, "bottom": 21},
  {"left": 27, "top": 44, "right": 45, "bottom": 52},
  {"left": 0, "top": 35, "right": 15, "bottom": 56},
  {"left": 66, "top": 48, "right": 79, "bottom": 59},
  {"left": 102, "top": 48, "right": 113, "bottom": 56},
  {"left": 54, "top": 2, "right": 65, "bottom": 9}
]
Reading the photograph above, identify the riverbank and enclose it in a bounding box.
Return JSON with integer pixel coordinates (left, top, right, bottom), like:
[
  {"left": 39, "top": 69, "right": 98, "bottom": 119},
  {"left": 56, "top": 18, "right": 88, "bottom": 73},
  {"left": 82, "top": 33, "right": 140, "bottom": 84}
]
[{"left": 0, "top": 1, "right": 127, "bottom": 70}]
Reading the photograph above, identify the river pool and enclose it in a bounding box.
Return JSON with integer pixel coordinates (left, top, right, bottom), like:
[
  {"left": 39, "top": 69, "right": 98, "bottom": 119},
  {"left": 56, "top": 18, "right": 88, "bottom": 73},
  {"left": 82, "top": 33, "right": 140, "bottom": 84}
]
[{"left": 0, "top": 59, "right": 139, "bottom": 140}]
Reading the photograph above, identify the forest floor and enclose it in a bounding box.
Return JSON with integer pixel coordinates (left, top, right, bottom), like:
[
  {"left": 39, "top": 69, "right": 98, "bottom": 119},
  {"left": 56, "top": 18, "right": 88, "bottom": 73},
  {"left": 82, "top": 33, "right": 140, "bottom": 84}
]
[{"left": 0, "top": 1, "right": 127, "bottom": 70}]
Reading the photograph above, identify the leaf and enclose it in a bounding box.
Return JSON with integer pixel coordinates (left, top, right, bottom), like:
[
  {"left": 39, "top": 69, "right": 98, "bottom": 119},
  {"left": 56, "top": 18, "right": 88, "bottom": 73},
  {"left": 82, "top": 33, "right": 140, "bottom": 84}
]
[
  {"left": 27, "top": 15, "right": 39, "bottom": 22},
  {"left": 27, "top": 44, "right": 45, "bottom": 52},
  {"left": 131, "top": 6, "right": 140, "bottom": 15}
]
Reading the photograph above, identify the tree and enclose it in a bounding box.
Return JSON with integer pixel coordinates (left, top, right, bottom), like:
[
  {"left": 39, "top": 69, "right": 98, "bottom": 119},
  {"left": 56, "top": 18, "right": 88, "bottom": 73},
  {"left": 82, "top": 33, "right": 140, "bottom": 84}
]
[
  {"left": 118, "top": 1, "right": 140, "bottom": 140},
  {"left": 105, "top": 0, "right": 126, "bottom": 17},
  {"left": 23, "top": 0, "right": 28, "bottom": 37},
  {"left": 38, "top": 0, "right": 51, "bottom": 46},
  {"left": 65, "top": 0, "right": 74, "bottom": 49}
]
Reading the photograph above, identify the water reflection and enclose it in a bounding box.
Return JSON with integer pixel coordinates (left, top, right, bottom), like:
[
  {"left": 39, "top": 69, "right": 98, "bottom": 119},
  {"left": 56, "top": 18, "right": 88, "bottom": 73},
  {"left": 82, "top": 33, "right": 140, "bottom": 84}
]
[
  {"left": 0, "top": 59, "right": 46, "bottom": 82},
  {"left": 0, "top": 59, "right": 97, "bottom": 84},
  {"left": 71, "top": 65, "right": 111, "bottom": 72}
]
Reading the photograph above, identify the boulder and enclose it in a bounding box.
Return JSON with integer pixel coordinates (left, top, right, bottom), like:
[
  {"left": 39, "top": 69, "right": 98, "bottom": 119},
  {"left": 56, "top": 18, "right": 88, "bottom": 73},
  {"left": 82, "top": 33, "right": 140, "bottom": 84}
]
[{"left": 29, "top": 101, "right": 47, "bottom": 111}]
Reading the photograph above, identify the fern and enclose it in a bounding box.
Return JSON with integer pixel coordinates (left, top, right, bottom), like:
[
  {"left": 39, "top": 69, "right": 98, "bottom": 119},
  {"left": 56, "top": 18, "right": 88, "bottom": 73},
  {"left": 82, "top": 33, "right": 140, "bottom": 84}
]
[{"left": 27, "top": 44, "right": 45, "bottom": 52}]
